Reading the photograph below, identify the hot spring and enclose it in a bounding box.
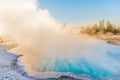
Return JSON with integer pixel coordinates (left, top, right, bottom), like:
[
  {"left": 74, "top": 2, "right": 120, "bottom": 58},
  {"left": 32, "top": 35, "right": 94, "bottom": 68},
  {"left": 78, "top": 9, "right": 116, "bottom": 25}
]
[
  {"left": 0, "top": 0, "right": 120, "bottom": 79},
  {"left": 9, "top": 34, "right": 120, "bottom": 79}
]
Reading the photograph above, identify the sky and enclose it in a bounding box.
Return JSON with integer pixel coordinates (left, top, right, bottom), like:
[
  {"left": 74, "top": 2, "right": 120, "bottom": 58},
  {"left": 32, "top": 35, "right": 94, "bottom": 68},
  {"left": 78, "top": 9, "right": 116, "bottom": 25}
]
[{"left": 38, "top": 0, "right": 120, "bottom": 27}]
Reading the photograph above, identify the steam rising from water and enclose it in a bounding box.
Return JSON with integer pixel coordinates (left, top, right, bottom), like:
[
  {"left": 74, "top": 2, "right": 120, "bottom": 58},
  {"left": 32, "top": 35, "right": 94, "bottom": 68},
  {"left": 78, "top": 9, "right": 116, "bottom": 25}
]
[{"left": 0, "top": 0, "right": 120, "bottom": 78}]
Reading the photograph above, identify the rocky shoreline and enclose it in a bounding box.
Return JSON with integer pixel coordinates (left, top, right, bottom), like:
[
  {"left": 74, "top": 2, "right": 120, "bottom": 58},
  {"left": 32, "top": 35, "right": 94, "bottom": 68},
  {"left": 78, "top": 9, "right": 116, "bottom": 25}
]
[
  {"left": 0, "top": 46, "right": 41, "bottom": 80},
  {"left": 96, "top": 35, "right": 120, "bottom": 46}
]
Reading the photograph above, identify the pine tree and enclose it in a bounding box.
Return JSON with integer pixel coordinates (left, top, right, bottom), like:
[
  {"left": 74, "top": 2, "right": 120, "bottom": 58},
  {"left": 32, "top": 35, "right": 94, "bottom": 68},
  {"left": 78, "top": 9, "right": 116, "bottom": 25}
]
[
  {"left": 106, "top": 21, "right": 113, "bottom": 32},
  {"left": 99, "top": 20, "right": 105, "bottom": 31}
]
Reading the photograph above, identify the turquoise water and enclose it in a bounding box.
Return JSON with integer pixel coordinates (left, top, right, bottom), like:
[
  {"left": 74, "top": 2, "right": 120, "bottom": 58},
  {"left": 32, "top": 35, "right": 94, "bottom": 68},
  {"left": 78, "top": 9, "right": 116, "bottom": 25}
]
[{"left": 38, "top": 43, "right": 120, "bottom": 78}]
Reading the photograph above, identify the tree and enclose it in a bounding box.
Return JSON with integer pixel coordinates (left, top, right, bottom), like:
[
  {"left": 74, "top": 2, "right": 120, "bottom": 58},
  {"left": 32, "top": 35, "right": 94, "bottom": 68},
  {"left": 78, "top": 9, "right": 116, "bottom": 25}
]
[
  {"left": 91, "top": 24, "right": 98, "bottom": 34},
  {"left": 99, "top": 20, "right": 105, "bottom": 31},
  {"left": 106, "top": 21, "right": 113, "bottom": 32}
]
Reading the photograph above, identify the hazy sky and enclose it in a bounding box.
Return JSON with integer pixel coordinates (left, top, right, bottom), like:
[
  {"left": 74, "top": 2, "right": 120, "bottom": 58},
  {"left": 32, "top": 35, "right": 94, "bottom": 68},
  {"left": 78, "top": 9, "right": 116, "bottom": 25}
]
[{"left": 38, "top": 0, "right": 120, "bottom": 27}]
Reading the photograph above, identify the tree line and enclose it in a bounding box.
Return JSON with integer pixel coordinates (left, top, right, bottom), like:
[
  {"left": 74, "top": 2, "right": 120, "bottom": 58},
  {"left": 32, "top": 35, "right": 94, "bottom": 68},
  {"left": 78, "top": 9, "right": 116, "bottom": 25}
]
[{"left": 80, "top": 20, "right": 120, "bottom": 35}]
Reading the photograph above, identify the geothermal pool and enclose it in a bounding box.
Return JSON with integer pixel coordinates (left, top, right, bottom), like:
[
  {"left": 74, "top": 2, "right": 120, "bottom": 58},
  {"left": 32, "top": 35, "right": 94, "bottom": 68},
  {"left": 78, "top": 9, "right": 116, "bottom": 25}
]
[
  {"left": 6, "top": 24, "right": 120, "bottom": 79},
  {"left": 12, "top": 37, "right": 120, "bottom": 79},
  {"left": 36, "top": 43, "right": 120, "bottom": 78}
]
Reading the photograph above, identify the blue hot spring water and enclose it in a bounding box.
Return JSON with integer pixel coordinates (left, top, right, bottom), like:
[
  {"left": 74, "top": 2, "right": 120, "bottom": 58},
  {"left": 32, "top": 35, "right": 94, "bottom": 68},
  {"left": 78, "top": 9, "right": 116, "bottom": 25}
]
[{"left": 37, "top": 43, "right": 120, "bottom": 78}]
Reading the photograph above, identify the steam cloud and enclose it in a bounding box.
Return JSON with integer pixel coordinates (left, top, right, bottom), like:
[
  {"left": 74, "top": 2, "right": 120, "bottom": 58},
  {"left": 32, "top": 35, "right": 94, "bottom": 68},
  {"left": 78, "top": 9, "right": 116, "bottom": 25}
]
[{"left": 0, "top": 0, "right": 120, "bottom": 78}]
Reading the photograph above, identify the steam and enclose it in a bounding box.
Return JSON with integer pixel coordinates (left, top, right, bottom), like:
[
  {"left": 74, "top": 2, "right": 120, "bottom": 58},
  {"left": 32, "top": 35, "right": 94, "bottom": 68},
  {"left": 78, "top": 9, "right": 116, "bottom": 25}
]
[{"left": 0, "top": 0, "right": 120, "bottom": 78}]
